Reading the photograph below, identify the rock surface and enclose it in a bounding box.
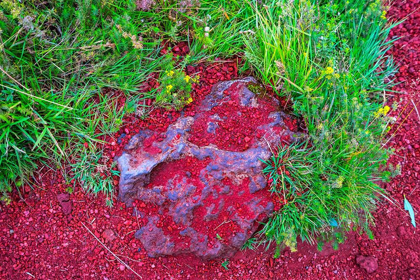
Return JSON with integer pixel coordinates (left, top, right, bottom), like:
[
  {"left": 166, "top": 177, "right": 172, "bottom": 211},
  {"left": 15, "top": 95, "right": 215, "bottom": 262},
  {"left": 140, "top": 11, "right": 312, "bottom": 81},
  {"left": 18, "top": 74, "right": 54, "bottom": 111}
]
[
  {"left": 57, "top": 193, "right": 72, "bottom": 215},
  {"left": 102, "top": 229, "right": 117, "bottom": 243},
  {"left": 356, "top": 255, "right": 379, "bottom": 273},
  {"left": 117, "top": 77, "right": 300, "bottom": 259}
]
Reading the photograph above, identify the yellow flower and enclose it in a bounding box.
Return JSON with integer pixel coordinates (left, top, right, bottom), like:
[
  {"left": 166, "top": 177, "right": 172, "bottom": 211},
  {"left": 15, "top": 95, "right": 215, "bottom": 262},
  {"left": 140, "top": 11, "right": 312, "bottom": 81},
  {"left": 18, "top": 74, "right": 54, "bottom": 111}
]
[
  {"left": 334, "top": 73, "right": 340, "bottom": 79},
  {"left": 374, "top": 105, "right": 391, "bottom": 118},
  {"left": 184, "top": 75, "right": 191, "bottom": 83},
  {"left": 325, "top": 66, "right": 334, "bottom": 75},
  {"left": 166, "top": 85, "right": 173, "bottom": 91},
  {"left": 383, "top": 105, "right": 390, "bottom": 115},
  {"left": 381, "top": 10, "right": 387, "bottom": 20},
  {"left": 374, "top": 108, "right": 383, "bottom": 118},
  {"left": 166, "top": 70, "right": 174, "bottom": 77},
  {"left": 187, "top": 97, "right": 193, "bottom": 104}
]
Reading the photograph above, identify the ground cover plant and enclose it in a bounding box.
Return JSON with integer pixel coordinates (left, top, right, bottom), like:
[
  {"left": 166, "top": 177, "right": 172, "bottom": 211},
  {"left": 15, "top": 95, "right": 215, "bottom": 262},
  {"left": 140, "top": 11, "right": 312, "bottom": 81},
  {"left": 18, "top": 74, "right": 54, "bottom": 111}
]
[{"left": 0, "top": 0, "right": 402, "bottom": 258}]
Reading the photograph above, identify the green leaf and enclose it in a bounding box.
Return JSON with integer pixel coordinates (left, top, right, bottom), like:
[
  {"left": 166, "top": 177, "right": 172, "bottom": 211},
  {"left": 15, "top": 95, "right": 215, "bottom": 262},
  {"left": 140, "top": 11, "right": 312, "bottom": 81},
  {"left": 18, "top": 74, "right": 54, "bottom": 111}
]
[
  {"left": 317, "top": 241, "right": 324, "bottom": 251},
  {"left": 32, "top": 126, "right": 47, "bottom": 150},
  {"left": 221, "top": 260, "right": 229, "bottom": 270},
  {"left": 404, "top": 196, "right": 416, "bottom": 228}
]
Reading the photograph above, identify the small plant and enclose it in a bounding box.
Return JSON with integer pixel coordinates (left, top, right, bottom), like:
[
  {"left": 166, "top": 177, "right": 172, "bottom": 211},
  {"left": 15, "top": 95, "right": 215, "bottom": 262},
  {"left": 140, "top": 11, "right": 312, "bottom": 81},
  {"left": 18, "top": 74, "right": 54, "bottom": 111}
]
[
  {"left": 0, "top": 193, "right": 11, "bottom": 205},
  {"left": 382, "top": 163, "right": 402, "bottom": 182},
  {"left": 70, "top": 144, "right": 119, "bottom": 206},
  {"left": 241, "top": 237, "right": 257, "bottom": 251},
  {"left": 221, "top": 260, "right": 229, "bottom": 270},
  {"left": 65, "top": 187, "right": 74, "bottom": 195},
  {"left": 247, "top": 83, "right": 266, "bottom": 95},
  {"left": 155, "top": 54, "right": 199, "bottom": 110},
  {"left": 247, "top": 0, "right": 398, "bottom": 254}
]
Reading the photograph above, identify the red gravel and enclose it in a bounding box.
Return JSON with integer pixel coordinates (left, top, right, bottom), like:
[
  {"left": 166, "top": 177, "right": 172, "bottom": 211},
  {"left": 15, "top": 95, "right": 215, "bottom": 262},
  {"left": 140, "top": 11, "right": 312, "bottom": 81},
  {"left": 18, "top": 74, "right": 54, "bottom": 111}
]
[
  {"left": 1, "top": 2, "right": 419, "bottom": 279},
  {"left": 188, "top": 82, "right": 283, "bottom": 152},
  {"left": 140, "top": 155, "right": 263, "bottom": 244}
]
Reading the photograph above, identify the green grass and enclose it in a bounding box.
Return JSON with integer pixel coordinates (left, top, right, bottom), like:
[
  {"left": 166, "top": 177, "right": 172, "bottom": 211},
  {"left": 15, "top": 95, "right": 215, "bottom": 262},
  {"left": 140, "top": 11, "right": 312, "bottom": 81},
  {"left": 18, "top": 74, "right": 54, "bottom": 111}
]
[
  {"left": 243, "top": 1, "right": 313, "bottom": 94},
  {"left": 247, "top": 0, "right": 399, "bottom": 253},
  {"left": 0, "top": 0, "right": 399, "bottom": 256},
  {"left": 0, "top": 0, "right": 161, "bottom": 202},
  {"left": 70, "top": 146, "right": 119, "bottom": 207},
  {"left": 0, "top": 0, "right": 256, "bottom": 203}
]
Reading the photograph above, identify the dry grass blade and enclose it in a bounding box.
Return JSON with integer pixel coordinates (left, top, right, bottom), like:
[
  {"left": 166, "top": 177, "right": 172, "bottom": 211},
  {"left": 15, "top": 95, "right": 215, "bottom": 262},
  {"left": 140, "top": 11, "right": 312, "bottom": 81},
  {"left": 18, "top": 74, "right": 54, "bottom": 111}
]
[
  {"left": 383, "top": 104, "right": 417, "bottom": 147},
  {"left": 410, "top": 99, "right": 420, "bottom": 121},
  {"left": 0, "top": 66, "right": 30, "bottom": 91},
  {"left": 82, "top": 222, "right": 143, "bottom": 279}
]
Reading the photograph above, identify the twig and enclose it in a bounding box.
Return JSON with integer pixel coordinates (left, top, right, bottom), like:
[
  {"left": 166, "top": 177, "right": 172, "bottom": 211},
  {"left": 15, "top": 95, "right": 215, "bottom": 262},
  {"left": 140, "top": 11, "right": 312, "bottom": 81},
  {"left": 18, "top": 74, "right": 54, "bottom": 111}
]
[
  {"left": 82, "top": 222, "right": 143, "bottom": 279},
  {"left": 382, "top": 104, "right": 416, "bottom": 147},
  {"left": 115, "top": 253, "right": 145, "bottom": 263},
  {"left": 165, "top": 272, "right": 176, "bottom": 280},
  {"left": 214, "top": 220, "right": 231, "bottom": 230},
  {"left": 410, "top": 99, "right": 420, "bottom": 121},
  {"left": 410, "top": 185, "right": 419, "bottom": 196},
  {"left": 263, "top": 136, "right": 276, "bottom": 155},
  {"left": 135, "top": 208, "right": 140, "bottom": 230},
  {"left": 177, "top": 263, "right": 193, "bottom": 270},
  {"left": 0, "top": 67, "right": 30, "bottom": 91}
]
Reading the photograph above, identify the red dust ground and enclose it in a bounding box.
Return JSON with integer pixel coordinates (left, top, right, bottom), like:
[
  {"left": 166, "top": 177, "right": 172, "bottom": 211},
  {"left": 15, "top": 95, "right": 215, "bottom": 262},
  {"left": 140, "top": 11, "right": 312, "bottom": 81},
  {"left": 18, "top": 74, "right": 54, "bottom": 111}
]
[{"left": 1, "top": 2, "right": 419, "bottom": 279}]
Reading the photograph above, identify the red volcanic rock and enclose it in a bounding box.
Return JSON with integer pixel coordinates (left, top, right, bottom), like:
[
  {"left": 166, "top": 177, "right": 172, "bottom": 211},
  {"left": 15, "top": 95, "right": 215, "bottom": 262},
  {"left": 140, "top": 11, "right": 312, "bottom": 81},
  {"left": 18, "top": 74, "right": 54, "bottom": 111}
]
[
  {"left": 102, "top": 229, "right": 117, "bottom": 243},
  {"left": 57, "top": 193, "right": 72, "bottom": 215},
  {"left": 356, "top": 255, "right": 379, "bottom": 274},
  {"left": 117, "top": 77, "right": 302, "bottom": 260}
]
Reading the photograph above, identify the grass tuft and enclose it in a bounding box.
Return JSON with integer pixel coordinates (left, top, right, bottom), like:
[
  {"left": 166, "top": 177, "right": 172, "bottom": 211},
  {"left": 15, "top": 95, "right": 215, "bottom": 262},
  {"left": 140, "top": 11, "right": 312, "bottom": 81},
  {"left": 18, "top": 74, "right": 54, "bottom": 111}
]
[{"left": 247, "top": 0, "right": 399, "bottom": 253}]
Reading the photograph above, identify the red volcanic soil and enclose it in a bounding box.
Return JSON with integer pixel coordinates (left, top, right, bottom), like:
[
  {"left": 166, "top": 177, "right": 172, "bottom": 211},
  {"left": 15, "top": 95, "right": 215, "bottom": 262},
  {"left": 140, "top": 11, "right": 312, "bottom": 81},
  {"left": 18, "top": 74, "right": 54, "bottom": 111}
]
[{"left": 1, "top": 2, "right": 419, "bottom": 279}]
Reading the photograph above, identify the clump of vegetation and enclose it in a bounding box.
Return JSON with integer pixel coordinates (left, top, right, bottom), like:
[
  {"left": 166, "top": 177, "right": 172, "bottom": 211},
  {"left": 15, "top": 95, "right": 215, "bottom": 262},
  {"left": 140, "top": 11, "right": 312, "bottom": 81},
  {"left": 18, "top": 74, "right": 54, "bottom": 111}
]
[
  {"left": 250, "top": 0, "right": 398, "bottom": 254},
  {"left": 155, "top": 54, "right": 199, "bottom": 110},
  {"left": 70, "top": 147, "right": 119, "bottom": 207}
]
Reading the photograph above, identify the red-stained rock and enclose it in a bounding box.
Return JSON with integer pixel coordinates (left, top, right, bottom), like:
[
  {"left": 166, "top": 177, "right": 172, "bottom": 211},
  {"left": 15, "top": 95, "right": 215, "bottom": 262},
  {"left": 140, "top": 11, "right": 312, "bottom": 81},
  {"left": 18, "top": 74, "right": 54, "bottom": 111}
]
[
  {"left": 117, "top": 77, "right": 301, "bottom": 259},
  {"left": 102, "top": 229, "right": 116, "bottom": 243},
  {"left": 356, "top": 255, "right": 378, "bottom": 274},
  {"left": 57, "top": 193, "right": 72, "bottom": 215}
]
